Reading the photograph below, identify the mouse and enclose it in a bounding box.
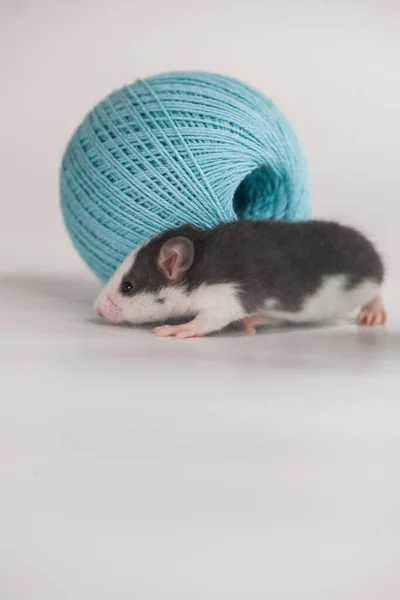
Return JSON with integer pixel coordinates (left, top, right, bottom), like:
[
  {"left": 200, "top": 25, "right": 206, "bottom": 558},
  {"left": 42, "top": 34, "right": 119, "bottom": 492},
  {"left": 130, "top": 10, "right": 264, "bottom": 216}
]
[{"left": 94, "top": 219, "right": 387, "bottom": 338}]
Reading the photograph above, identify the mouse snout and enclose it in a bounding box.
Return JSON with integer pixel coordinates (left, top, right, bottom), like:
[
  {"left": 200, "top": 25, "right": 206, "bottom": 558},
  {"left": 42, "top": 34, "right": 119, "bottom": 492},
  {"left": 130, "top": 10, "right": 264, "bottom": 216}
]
[
  {"left": 95, "top": 306, "right": 104, "bottom": 318},
  {"left": 95, "top": 295, "right": 124, "bottom": 324}
]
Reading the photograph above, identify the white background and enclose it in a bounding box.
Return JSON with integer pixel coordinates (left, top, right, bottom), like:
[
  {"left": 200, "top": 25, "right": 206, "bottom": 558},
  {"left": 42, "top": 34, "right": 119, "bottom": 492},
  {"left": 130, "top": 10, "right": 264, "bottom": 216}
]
[{"left": 1, "top": 1, "right": 400, "bottom": 599}]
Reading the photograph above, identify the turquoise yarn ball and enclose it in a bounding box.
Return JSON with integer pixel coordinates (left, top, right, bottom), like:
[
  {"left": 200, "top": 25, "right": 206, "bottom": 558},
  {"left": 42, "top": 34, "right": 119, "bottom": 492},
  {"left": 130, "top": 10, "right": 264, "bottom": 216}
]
[{"left": 60, "top": 72, "right": 311, "bottom": 282}]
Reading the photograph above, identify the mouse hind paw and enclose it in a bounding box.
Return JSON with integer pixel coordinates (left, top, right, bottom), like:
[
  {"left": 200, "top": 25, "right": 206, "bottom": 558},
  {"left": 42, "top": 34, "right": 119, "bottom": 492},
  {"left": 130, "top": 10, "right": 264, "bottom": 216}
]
[
  {"left": 241, "top": 315, "right": 268, "bottom": 335},
  {"left": 357, "top": 295, "right": 387, "bottom": 327}
]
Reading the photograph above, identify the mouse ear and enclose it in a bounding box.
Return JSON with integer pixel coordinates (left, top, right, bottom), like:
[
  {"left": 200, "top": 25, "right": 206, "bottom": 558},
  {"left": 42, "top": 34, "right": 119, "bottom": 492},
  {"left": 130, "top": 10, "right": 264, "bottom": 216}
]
[{"left": 157, "top": 237, "right": 195, "bottom": 280}]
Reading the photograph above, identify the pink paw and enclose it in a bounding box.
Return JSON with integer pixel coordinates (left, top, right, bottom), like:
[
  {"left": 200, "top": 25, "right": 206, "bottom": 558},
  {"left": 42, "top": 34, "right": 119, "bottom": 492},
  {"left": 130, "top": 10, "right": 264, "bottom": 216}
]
[
  {"left": 241, "top": 315, "right": 268, "bottom": 335},
  {"left": 357, "top": 294, "right": 387, "bottom": 327},
  {"left": 357, "top": 309, "right": 387, "bottom": 327},
  {"left": 153, "top": 324, "right": 203, "bottom": 339}
]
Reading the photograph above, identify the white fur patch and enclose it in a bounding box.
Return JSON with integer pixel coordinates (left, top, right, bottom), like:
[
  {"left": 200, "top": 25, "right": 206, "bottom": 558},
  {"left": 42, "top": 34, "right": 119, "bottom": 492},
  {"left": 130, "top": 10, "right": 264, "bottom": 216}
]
[
  {"left": 121, "top": 282, "right": 244, "bottom": 325},
  {"left": 116, "top": 285, "right": 192, "bottom": 324},
  {"left": 265, "top": 298, "right": 279, "bottom": 309},
  {"left": 265, "top": 276, "right": 380, "bottom": 323},
  {"left": 187, "top": 283, "right": 246, "bottom": 332}
]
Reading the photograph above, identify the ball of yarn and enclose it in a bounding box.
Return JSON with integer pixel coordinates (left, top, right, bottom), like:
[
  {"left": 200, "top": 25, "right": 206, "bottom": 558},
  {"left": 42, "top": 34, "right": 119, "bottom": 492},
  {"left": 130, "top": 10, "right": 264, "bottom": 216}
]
[{"left": 60, "top": 71, "right": 311, "bottom": 282}]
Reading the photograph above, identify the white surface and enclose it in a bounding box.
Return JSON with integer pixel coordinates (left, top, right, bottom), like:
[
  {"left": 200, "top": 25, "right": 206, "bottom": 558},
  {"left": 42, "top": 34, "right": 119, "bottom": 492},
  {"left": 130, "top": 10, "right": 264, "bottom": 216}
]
[
  {"left": 1, "top": 0, "right": 400, "bottom": 598},
  {"left": 1, "top": 274, "right": 400, "bottom": 599}
]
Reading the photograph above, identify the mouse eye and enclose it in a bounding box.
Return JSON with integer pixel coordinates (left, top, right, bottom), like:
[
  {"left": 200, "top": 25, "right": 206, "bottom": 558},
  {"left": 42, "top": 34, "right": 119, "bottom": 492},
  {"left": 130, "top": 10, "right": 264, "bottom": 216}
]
[{"left": 121, "top": 280, "right": 133, "bottom": 295}]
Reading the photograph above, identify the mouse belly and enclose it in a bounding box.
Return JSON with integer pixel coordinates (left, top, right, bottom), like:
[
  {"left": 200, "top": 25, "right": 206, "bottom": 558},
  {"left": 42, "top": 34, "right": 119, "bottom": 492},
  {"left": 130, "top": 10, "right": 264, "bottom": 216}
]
[{"left": 264, "top": 276, "right": 381, "bottom": 323}]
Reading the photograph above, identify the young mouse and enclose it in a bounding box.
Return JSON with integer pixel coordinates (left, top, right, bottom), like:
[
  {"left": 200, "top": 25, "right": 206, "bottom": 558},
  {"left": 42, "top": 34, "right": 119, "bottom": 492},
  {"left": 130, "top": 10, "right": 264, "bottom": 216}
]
[{"left": 94, "top": 220, "right": 386, "bottom": 338}]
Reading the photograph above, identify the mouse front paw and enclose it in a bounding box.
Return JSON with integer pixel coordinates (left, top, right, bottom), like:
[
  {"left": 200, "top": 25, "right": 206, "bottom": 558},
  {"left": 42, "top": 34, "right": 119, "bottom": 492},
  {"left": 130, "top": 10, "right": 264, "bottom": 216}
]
[
  {"left": 153, "top": 323, "right": 205, "bottom": 339},
  {"left": 153, "top": 307, "right": 244, "bottom": 339}
]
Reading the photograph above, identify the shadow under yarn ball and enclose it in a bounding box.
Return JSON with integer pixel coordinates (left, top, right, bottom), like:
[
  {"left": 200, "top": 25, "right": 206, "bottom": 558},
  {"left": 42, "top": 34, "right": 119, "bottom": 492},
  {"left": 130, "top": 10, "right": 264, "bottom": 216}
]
[{"left": 60, "top": 71, "right": 311, "bottom": 282}]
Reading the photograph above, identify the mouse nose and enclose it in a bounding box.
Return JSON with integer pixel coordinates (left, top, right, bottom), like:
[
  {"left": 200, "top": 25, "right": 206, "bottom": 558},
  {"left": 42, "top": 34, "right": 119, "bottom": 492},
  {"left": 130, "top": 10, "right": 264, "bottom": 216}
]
[
  {"left": 96, "top": 296, "right": 123, "bottom": 324},
  {"left": 96, "top": 306, "right": 105, "bottom": 318}
]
